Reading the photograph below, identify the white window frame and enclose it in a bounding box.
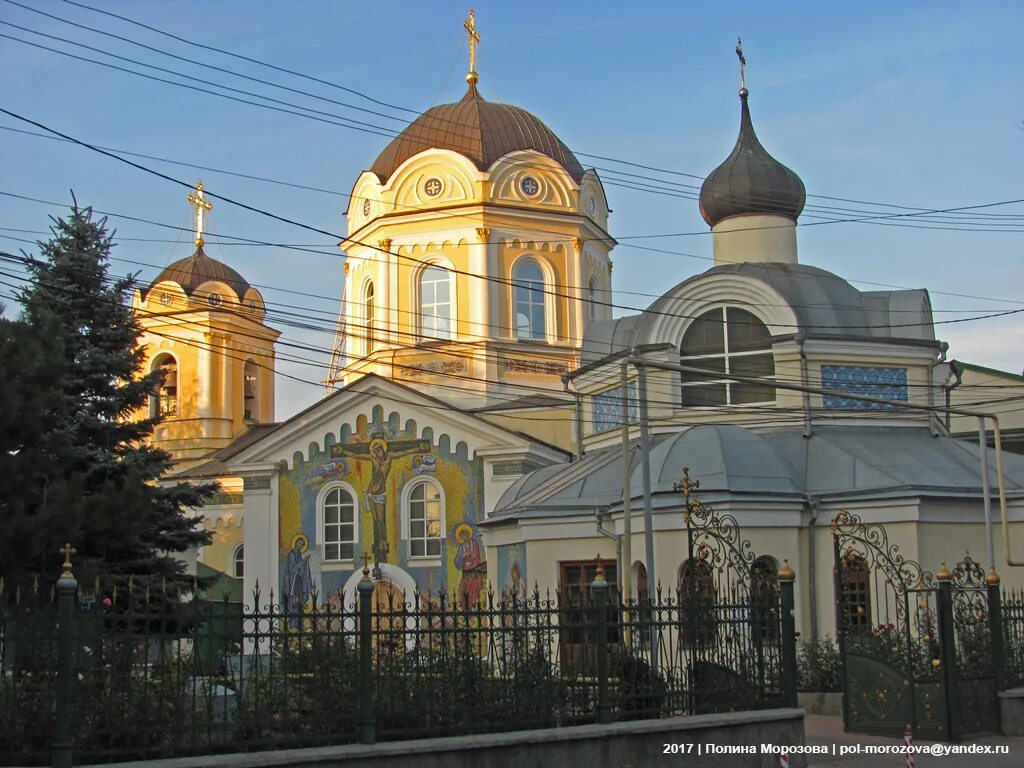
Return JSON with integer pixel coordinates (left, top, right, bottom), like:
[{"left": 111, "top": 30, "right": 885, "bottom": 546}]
[
  {"left": 316, "top": 482, "right": 359, "bottom": 564},
  {"left": 679, "top": 305, "right": 776, "bottom": 409},
  {"left": 511, "top": 255, "right": 554, "bottom": 342},
  {"left": 402, "top": 477, "right": 445, "bottom": 562},
  {"left": 587, "top": 274, "right": 600, "bottom": 322},
  {"left": 416, "top": 260, "right": 456, "bottom": 340},
  {"left": 364, "top": 280, "right": 376, "bottom": 354},
  {"left": 231, "top": 542, "right": 245, "bottom": 579}
]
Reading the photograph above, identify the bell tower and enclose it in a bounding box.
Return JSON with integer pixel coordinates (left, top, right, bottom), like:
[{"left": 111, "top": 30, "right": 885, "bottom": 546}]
[{"left": 132, "top": 181, "right": 281, "bottom": 465}]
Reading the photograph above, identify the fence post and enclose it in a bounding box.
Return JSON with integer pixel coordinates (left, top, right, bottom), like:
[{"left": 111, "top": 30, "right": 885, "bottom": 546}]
[
  {"left": 592, "top": 556, "right": 611, "bottom": 724},
  {"left": 936, "top": 563, "right": 960, "bottom": 742},
  {"left": 357, "top": 556, "right": 376, "bottom": 745},
  {"left": 777, "top": 560, "right": 798, "bottom": 708},
  {"left": 51, "top": 544, "right": 78, "bottom": 768},
  {"left": 987, "top": 568, "right": 1004, "bottom": 733}
]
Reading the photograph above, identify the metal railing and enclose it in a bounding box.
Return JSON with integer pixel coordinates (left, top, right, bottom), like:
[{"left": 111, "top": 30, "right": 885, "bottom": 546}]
[
  {"left": 1005, "top": 586, "right": 1024, "bottom": 689},
  {"left": 0, "top": 563, "right": 797, "bottom": 766}
]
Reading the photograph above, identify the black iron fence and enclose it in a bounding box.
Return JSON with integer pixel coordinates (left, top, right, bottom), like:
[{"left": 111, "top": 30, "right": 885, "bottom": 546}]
[
  {"left": 1005, "top": 587, "right": 1024, "bottom": 689},
  {"left": 0, "top": 564, "right": 798, "bottom": 766}
]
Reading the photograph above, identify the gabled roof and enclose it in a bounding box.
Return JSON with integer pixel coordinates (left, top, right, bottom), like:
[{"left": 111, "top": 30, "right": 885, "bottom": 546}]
[
  {"left": 173, "top": 423, "right": 280, "bottom": 479},
  {"left": 220, "top": 373, "right": 570, "bottom": 471}
]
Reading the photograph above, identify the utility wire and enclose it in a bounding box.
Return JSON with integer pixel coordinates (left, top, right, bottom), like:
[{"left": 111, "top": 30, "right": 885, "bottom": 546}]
[{"left": 46, "top": 0, "right": 1024, "bottom": 222}]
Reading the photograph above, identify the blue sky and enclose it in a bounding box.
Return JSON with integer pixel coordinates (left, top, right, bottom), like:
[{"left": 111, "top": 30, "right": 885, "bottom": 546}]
[{"left": 1, "top": 1, "right": 1022, "bottom": 418}]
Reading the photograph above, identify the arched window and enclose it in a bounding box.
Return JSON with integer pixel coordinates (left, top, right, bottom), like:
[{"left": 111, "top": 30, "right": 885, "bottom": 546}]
[
  {"left": 750, "top": 556, "right": 779, "bottom": 641},
  {"left": 679, "top": 557, "right": 716, "bottom": 646},
  {"left": 321, "top": 485, "right": 357, "bottom": 561},
  {"left": 150, "top": 354, "right": 178, "bottom": 418},
  {"left": 513, "top": 259, "right": 546, "bottom": 340},
  {"left": 243, "top": 360, "right": 258, "bottom": 421},
  {"left": 364, "top": 281, "right": 376, "bottom": 353},
  {"left": 407, "top": 480, "right": 443, "bottom": 558},
  {"left": 232, "top": 545, "right": 244, "bottom": 579},
  {"left": 840, "top": 554, "right": 872, "bottom": 634},
  {"left": 419, "top": 265, "right": 453, "bottom": 339},
  {"left": 588, "top": 275, "right": 599, "bottom": 322},
  {"left": 679, "top": 307, "right": 775, "bottom": 407}
]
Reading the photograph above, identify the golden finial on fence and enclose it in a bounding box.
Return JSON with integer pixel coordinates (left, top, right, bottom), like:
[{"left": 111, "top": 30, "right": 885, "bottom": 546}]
[{"left": 59, "top": 543, "right": 76, "bottom": 579}]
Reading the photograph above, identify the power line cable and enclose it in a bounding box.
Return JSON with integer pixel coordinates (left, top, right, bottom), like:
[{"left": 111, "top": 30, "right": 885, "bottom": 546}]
[
  {"left": 9, "top": 8, "right": 1024, "bottom": 233},
  {"left": 2, "top": 122, "right": 1023, "bottom": 340},
  {"left": 49, "top": 0, "right": 1024, "bottom": 223}
]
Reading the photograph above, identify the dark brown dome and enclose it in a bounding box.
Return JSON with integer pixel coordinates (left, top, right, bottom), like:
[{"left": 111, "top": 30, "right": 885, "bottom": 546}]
[
  {"left": 144, "top": 245, "right": 251, "bottom": 302},
  {"left": 371, "top": 85, "right": 584, "bottom": 182},
  {"left": 699, "top": 89, "right": 805, "bottom": 227}
]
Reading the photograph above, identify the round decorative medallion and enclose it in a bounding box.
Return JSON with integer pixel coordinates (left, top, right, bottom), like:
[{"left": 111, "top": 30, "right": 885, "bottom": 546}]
[
  {"left": 362, "top": 198, "right": 371, "bottom": 217},
  {"left": 207, "top": 292, "right": 222, "bottom": 307},
  {"left": 423, "top": 177, "right": 443, "bottom": 197},
  {"left": 520, "top": 175, "right": 540, "bottom": 197},
  {"left": 247, "top": 299, "right": 258, "bottom": 314},
  {"left": 159, "top": 291, "right": 172, "bottom": 307},
  {"left": 588, "top": 196, "right": 597, "bottom": 214}
]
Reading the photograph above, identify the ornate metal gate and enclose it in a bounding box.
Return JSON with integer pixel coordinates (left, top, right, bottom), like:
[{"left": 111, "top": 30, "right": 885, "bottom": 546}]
[
  {"left": 660, "top": 470, "right": 798, "bottom": 715},
  {"left": 831, "top": 511, "right": 1000, "bottom": 740}
]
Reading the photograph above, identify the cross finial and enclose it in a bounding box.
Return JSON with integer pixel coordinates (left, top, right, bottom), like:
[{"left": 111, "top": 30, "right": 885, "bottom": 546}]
[
  {"left": 360, "top": 551, "right": 372, "bottom": 581},
  {"left": 463, "top": 9, "right": 481, "bottom": 87},
  {"left": 59, "top": 542, "right": 76, "bottom": 577},
  {"left": 187, "top": 180, "right": 213, "bottom": 248},
  {"left": 735, "top": 37, "right": 747, "bottom": 94}
]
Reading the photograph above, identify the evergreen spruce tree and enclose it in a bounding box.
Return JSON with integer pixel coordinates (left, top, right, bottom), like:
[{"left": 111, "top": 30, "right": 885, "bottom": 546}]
[{"left": 0, "top": 204, "right": 213, "bottom": 589}]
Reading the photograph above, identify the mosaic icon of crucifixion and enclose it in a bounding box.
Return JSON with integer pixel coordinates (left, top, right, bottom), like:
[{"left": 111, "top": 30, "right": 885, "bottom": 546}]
[{"left": 332, "top": 434, "right": 430, "bottom": 563}]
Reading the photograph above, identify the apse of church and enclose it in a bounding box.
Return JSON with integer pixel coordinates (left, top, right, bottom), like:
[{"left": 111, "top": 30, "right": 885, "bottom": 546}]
[{"left": 277, "top": 406, "right": 486, "bottom": 614}]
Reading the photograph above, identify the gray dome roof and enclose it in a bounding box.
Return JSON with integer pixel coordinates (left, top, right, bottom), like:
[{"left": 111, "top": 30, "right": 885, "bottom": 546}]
[
  {"left": 582, "top": 263, "right": 935, "bottom": 365},
  {"left": 371, "top": 85, "right": 584, "bottom": 182},
  {"left": 144, "top": 245, "right": 251, "bottom": 302},
  {"left": 490, "top": 424, "right": 1024, "bottom": 521},
  {"left": 492, "top": 425, "right": 802, "bottom": 516},
  {"left": 699, "top": 89, "right": 805, "bottom": 227}
]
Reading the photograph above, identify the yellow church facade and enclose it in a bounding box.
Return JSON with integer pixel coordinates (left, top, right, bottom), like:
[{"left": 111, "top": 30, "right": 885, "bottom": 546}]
[{"left": 130, "top": 15, "right": 1024, "bottom": 643}]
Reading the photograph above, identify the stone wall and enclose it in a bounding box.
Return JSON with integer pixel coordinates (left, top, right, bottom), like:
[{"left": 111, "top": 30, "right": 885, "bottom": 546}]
[
  {"left": 999, "top": 688, "right": 1024, "bottom": 736},
  {"left": 798, "top": 691, "right": 843, "bottom": 717},
  {"left": 89, "top": 709, "right": 806, "bottom": 768}
]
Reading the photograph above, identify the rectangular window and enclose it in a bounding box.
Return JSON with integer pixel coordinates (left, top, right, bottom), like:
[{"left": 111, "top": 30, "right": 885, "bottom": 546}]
[
  {"left": 821, "top": 366, "right": 908, "bottom": 410},
  {"left": 591, "top": 381, "right": 638, "bottom": 434},
  {"left": 409, "top": 483, "right": 443, "bottom": 558},
  {"left": 323, "top": 488, "right": 355, "bottom": 561}
]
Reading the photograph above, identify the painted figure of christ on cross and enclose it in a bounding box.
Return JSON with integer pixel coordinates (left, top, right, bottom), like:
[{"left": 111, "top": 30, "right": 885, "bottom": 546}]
[{"left": 332, "top": 434, "right": 431, "bottom": 562}]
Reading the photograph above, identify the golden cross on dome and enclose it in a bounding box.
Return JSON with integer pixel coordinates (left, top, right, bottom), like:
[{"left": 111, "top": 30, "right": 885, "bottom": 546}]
[
  {"left": 187, "top": 180, "right": 213, "bottom": 247},
  {"left": 60, "top": 542, "right": 76, "bottom": 570},
  {"left": 463, "top": 9, "right": 481, "bottom": 86}
]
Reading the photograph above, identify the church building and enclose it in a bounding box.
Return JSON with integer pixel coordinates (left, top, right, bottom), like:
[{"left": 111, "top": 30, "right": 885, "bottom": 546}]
[{"left": 134, "top": 16, "right": 1024, "bottom": 639}]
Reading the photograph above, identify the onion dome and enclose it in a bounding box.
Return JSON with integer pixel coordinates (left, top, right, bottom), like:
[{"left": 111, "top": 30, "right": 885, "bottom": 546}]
[
  {"left": 370, "top": 85, "right": 585, "bottom": 183},
  {"left": 699, "top": 88, "right": 805, "bottom": 227},
  {"left": 143, "top": 244, "right": 250, "bottom": 302}
]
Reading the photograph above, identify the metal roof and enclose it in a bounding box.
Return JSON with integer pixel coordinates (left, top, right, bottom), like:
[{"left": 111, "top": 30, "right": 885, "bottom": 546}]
[
  {"left": 370, "top": 85, "right": 585, "bottom": 183},
  {"left": 699, "top": 89, "right": 805, "bottom": 227},
  {"left": 144, "top": 245, "right": 251, "bottom": 302},
  {"left": 490, "top": 424, "right": 1024, "bottom": 519}
]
